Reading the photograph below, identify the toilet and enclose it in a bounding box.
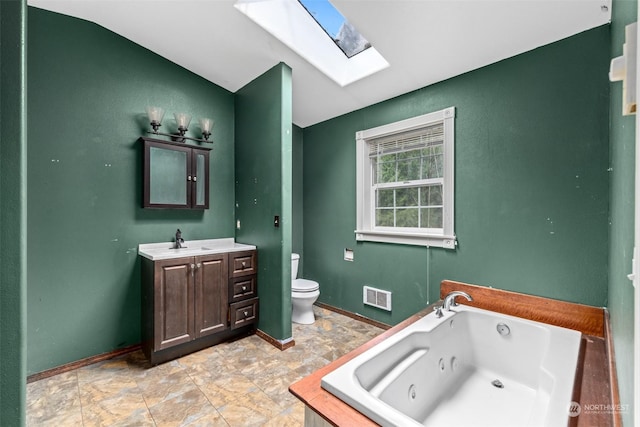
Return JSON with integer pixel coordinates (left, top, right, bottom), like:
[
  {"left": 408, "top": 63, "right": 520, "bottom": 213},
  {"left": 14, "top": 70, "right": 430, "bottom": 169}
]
[{"left": 291, "top": 253, "right": 320, "bottom": 324}]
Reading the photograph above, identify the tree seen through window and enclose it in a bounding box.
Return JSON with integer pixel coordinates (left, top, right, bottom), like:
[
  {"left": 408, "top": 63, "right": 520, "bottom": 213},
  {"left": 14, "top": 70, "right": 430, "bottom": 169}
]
[{"left": 373, "top": 144, "right": 444, "bottom": 229}]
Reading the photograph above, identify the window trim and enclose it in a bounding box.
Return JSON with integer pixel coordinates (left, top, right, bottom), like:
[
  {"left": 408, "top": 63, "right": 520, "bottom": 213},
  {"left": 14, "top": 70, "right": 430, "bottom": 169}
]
[{"left": 355, "top": 107, "right": 456, "bottom": 249}]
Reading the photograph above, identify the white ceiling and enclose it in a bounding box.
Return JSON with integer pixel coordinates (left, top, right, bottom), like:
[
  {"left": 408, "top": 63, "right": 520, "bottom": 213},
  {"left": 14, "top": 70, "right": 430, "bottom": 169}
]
[{"left": 28, "top": 0, "right": 611, "bottom": 128}]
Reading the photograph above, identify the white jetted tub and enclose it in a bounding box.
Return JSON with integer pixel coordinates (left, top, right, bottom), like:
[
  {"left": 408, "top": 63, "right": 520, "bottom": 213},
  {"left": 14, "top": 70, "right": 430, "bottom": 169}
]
[{"left": 321, "top": 304, "right": 582, "bottom": 427}]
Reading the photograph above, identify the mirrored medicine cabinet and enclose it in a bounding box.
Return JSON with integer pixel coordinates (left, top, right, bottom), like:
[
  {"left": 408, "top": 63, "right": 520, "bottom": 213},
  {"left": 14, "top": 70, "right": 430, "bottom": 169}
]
[{"left": 141, "top": 137, "right": 210, "bottom": 209}]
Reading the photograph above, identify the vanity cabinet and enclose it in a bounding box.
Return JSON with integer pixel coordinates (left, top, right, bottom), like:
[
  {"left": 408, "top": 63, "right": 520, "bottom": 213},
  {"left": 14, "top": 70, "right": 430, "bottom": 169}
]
[
  {"left": 141, "top": 137, "right": 210, "bottom": 209},
  {"left": 141, "top": 249, "right": 258, "bottom": 365}
]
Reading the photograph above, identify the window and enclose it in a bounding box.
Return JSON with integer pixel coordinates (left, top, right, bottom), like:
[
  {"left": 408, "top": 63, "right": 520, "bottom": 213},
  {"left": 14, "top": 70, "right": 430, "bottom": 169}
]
[
  {"left": 355, "top": 107, "right": 456, "bottom": 248},
  {"left": 298, "top": 0, "right": 371, "bottom": 58}
]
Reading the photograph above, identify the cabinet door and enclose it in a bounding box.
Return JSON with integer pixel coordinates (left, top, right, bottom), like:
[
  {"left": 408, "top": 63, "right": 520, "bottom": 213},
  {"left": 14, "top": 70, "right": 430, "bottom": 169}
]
[
  {"left": 192, "top": 149, "right": 210, "bottom": 209},
  {"left": 194, "top": 254, "right": 228, "bottom": 337},
  {"left": 143, "top": 139, "right": 192, "bottom": 208},
  {"left": 154, "top": 257, "right": 195, "bottom": 351}
]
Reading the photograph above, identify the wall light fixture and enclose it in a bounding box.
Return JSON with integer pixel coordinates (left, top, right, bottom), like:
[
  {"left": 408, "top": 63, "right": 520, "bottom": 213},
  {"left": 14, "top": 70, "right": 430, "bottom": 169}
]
[{"left": 145, "top": 106, "right": 214, "bottom": 143}]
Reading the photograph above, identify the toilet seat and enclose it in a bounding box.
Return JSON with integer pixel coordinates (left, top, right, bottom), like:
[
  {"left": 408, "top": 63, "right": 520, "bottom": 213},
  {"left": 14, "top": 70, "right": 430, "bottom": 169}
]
[
  {"left": 292, "top": 289, "right": 320, "bottom": 299},
  {"left": 292, "top": 278, "right": 319, "bottom": 293}
]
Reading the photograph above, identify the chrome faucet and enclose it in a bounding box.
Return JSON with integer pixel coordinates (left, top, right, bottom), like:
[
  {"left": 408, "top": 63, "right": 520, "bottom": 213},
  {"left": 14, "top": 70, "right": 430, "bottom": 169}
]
[
  {"left": 175, "top": 229, "right": 185, "bottom": 249},
  {"left": 442, "top": 291, "right": 473, "bottom": 311}
]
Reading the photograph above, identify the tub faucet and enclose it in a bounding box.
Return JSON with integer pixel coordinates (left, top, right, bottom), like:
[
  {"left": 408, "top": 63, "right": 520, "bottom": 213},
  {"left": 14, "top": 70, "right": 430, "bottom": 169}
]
[
  {"left": 442, "top": 291, "right": 473, "bottom": 311},
  {"left": 175, "top": 229, "right": 185, "bottom": 249}
]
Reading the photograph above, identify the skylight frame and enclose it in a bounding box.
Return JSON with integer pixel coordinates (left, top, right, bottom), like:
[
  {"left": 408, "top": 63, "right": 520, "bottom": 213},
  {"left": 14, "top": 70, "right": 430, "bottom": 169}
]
[{"left": 234, "top": 0, "right": 388, "bottom": 87}]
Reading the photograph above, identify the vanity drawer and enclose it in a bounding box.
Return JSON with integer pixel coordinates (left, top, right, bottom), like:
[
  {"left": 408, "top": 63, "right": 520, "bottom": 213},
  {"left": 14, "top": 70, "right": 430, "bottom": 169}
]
[
  {"left": 229, "top": 275, "right": 257, "bottom": 303},
  {"left": 229, "top": 297, "right": 259, "bottom": 329},
  {"left": 230, "top": 250, "right": 257, "bottom": 277}
]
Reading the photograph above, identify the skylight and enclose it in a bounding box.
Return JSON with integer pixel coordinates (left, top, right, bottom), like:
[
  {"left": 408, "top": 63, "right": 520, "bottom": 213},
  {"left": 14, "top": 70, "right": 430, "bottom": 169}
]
[
  {"left": 234, "top": 0, "right": 388, "bottom": 87},
  {"left": 298, "top": 0, "right": 371, "bottom": 58}
]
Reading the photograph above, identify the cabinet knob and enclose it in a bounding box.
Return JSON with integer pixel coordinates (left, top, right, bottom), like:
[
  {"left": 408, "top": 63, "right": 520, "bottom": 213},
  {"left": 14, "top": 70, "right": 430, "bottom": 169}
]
[
  {"left": 241, "top": 261, "right": 247, "bottom": 269},
  {"left": 193, "top": 176, "right": 197, "bottom": 182},
  {"left": 243, "top": 310, "right": 249, "bottom": 317},
  {"left": 187, "top": 175, "right": 192, "bottom": 181},
  {"left": 190, "top": 263, "right": 195, "bottom": 270},
  {"left": 241, "top": 286, "right": 247, "bottom": 291},
  {"left": 196, "top": 263, "right": 201, "bottom": 268}
]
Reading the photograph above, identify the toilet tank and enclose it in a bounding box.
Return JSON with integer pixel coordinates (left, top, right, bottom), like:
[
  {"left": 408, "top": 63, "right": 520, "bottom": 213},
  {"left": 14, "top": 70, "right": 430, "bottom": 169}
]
[{"left": 291, "top": 253, "right": 300, "bottom": 281}]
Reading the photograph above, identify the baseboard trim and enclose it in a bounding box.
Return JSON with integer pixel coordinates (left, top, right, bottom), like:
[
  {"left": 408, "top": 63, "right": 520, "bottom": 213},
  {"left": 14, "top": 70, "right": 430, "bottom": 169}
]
[
  {"left": 315, "top": 302, "right": 391, "bottom": 330},
  {"left": 605, "top": 310, "right": 623, "bottom": 427},
  {"left": 27, "top": 344, "right": 141, "bottom": 383},
  {"left": 256, "top": 329, "right": 296, "bottom": 351},
  {"left": 28, "top": 305, "right": 390, "bottom": 382}
]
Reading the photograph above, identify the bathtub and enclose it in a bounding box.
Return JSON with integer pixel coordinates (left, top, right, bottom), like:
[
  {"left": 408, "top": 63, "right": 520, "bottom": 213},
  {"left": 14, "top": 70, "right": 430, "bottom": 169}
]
[{"left": 321, "top": 304, "right": 582, "bottom": 427}]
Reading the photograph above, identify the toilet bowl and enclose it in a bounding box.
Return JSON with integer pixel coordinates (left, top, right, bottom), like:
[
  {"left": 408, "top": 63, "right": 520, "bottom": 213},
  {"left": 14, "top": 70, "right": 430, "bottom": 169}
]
[{"left": 291, "top": 253, "right": 320, "bottom": 324}]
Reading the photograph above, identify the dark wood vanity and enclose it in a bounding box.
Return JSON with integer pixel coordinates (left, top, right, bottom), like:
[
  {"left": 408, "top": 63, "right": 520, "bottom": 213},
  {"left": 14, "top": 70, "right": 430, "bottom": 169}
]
[{"left": 140, "top": 247, "right": 258, "bottom": 365}]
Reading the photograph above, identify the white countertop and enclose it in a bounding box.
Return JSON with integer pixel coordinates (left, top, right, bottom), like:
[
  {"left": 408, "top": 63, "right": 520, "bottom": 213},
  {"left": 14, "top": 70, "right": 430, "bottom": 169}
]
[{"left": 138, "top": 238, "right": 256, "bottom": 261}]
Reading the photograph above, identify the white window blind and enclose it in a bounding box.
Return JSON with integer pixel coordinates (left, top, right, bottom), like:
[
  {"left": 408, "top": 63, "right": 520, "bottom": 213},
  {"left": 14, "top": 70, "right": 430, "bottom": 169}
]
[{"left": 368, "top": 124, "right": 444, "bottom": 157}]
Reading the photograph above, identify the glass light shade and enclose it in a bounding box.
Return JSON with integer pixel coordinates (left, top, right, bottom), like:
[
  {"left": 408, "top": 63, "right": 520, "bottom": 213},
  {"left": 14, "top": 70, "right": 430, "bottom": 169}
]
[
  {"left": 174, "top": 112, "right": 192, "bottom": 129},
  {"left": 199, "top": 118, "right": 214, "bottom": 133},
  {"left": 146, "top": 106, "right": 165, "bottom": 124}
]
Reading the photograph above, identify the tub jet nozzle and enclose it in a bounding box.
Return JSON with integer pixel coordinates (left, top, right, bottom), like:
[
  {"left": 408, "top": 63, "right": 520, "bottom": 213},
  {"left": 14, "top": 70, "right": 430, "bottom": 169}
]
[{"left": 496, "top": 323, "right": 510, "bottom": 336}]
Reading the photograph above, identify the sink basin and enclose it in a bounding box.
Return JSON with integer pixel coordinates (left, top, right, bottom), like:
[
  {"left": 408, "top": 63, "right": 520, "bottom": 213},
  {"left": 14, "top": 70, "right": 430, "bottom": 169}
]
[{"left": 138, "top": 238, "right": 256, "bottom": 260}]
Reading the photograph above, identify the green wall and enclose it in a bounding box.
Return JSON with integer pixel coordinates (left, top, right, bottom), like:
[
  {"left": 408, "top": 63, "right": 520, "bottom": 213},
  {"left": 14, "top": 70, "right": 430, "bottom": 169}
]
[
  {"left": 303, "top": 26, "right": 611, "bottom": 325},
  {"left": 235, "top": 63, "right": 293, "bottom": 342},
  {"left": 608, "top": 0, "right": 636, "bottom": 424},
  {"left": 27, "top": 8, "right": 236, "bottom": 375},
  {"left": 0, "top": 0, "right": 27, "bottom": 424}
]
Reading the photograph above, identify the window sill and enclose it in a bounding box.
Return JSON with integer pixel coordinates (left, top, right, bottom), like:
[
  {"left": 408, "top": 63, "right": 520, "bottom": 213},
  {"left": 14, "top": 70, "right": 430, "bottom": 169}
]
[{"left": 354, "top": 230, "right": 457, "bottom": 249}]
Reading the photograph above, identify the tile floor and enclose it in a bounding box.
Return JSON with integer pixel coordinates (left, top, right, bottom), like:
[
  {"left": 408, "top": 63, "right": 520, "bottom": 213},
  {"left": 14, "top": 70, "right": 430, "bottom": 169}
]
[{"left": 27, "top": 306, "right": 383, "bottom": 426}]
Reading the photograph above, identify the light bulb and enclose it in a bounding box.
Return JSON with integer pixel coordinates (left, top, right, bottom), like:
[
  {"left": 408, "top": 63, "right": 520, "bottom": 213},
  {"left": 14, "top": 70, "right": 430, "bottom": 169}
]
[
  {"left": 146, "top": 106, "right": 165, "bottom": 132},
  {"left": 174, "top": 112, "right": 192, "bottom": 130},
  {"left": 199, "top": 118, "right": 214, "bottom": 133}
]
